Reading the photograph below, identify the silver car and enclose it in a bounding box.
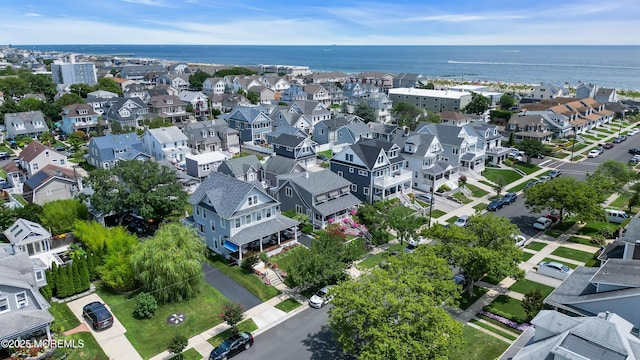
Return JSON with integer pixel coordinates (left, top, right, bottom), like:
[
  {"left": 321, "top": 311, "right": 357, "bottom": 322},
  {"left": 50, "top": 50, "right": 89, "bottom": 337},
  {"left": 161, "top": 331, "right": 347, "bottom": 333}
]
[
  {"left": 537, "top": 261, "right": 573, "bottom": 280},
  {"left": 308, "top": 286, "right": 335, "bottom": 308}
]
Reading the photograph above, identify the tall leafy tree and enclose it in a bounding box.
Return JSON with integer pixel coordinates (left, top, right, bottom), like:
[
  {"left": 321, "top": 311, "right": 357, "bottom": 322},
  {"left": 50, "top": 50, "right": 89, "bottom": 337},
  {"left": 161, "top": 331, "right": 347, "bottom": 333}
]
[
  {"left": 525, "top": 177, "right": 603, "bottom": 222},
  {"left": 40, "top": 199, "right": 89, "bottom": 236},
  {"left": 586, "top": 160, "right": 637, "bottom": 196},
  {"left": 188, "top": 70, "right": 211, "bottom": 91},
  {"left": 13, "top": 203, "right": 43, "bottom": 223},
  {"left": 131, "top": 223, "right": 206, "bottom": 303},
  {"left": 392, "top": 102, "right": 423, "bottom": 130},
  {"left": 355, "top": 101, "right": 376, "bottom": 123},
  {"left": 499, "top": 94, "right": 517, "bottom": 109},
  {"left": 83, "top": 160, "right": 188, "bottom": 221},
  {"left": 462, "top": 92, "right": 491, "bottom": 115},
  {"left": 96, "top": 77, "right": 123, "bottom": 96},
  {"left": 329, "top": 247, "right": 463, "bottom": 359},
  {"left": 98, "top": 228, "right": 139, "bottom": 291},
  {"left": 515, "top": 138, "right": 546, "bottom": 163},
  {"left": 385, "top": 206, "right": 426, "bottom": 244},
  {"left": 247, "top": 90, "right": 260, "bottom": 105},
  {"left": 69, "top": 83, "right": 95, "bottom": 98}
]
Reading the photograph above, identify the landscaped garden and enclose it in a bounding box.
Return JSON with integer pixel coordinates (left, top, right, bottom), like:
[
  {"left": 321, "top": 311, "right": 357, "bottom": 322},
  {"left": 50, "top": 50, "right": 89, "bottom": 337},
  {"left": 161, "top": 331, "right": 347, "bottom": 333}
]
[
  {"left": 430, "top": 209, "right": 446, "bottom": 218},
  {"left": 274, "top": 298, "right": 302, "bottom": 312},
  {"left": 481, "top": 168, "right": 523, "bottom": 185},
  {"left": 469, "top": 319, "right": 518, "bottom": 341},
  {"left": 511, "top": 162, "right": 541, "bottom": 175},
  {"left": 448, "top": 326, "right": 510, "bottom": 359},
  {"left": 271, "top": 245, "right": 308, "bottom": 272},
  {"left": 577, "top": 220, "right": 622, "bottom": 237},
  {"left": 525, "top": 241, "right": 548, "bottom": 251},
  {"left": 484, "top": 295, "right": 527, "bottom": 323},
  {"left": 551, "top": 246, "right": 599, "bottom": 263},
  {"left": 357, "top": 243, "right": 404, "bottom": 269},
  {"left": 207, "top": 255, "right": 280, "bottom": 301},
  {"left": 567, "top": 236, "right": 601, "bottom": 247},
  {"left": 464, "top": 183, "right": 489, "bottom": 197},
  {"left": 509, "top": 279, "right": 555, "bottom": 298}
]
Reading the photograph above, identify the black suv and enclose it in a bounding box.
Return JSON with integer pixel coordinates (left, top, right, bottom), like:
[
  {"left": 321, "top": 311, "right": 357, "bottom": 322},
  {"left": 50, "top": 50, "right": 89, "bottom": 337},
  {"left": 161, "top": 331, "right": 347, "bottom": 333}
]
[
  {"left": 82, "top": 302, "right": 113, "bottom": 330},
  {"left": 209, "top": 332, "right": 254, "bottom": 360},
  {"left": 628, "top": 148, "right": 640, "bottom": 155}
]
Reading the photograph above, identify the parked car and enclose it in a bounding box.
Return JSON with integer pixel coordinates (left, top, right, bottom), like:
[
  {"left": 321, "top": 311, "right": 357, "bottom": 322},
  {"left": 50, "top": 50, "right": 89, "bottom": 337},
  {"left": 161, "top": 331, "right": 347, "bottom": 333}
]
[
  {"left": 538, "top": 175, "right": 551, "bottom": 183},
  {"left": 0, "top": 152, "right": 9, "bottom": 160},
  {"left": 501, "top": 193, "right": 518, "bottom": 204},
  {"left": 620, "top": 134, "right": 628, "bottom": 141},
  {"left": 317, "top": 154, "right": 329, "bottom": 161},
  {"left": 404, "top": 240, "right": 419, "bottom": 253},
  {"left": 453, "top": 273, "right": 466, "bottom": 285},
  {"left": 512, "top": 234, "right": 527, "bottom": 247},
  {"left": 524, "top": 180, "right": 539, "bottom": 190},
  {"left": 533, "top": 217, "right": 553, "bottom": 230},
  {"left": 0, "top": 180, "right": 12, "bottom": 189},
  {"left": 82, "top": 302, "right": 114, "bottom": 331},
  {"left": 613, "top": 137, "right": 623, "bottom": 144},
  {"left": 595, "top": 146, "right": 604, "bottom": 154},
  {"left": 545, "top": 213, "right": 561, "bottom": 223},
  {"left": 631, "top": 155, "right": 640, "bottom": 165},
  {"left": 487, "top": 199, "right": 505, "bottom": 211},
  {"left": 587, "top": 150, "right": 600, "bottom": 158},
  {"left": 629, "top": 129, "right": 640, "bottom": 136},
  {"left": 531, "top": 153, "right": 545, "bottom": 159},
  {"left": 58, "top": 134, "right": 67, "bottom": 141},
  {"left": 209, "top": 332, "right": 254, "bottom": 360},
  {"left": 453, "top": 215, "right": 470, "bottom": 227},
  {"left": 415, "top": 192, "right": 434, "bottom": 204},
  {"left": 603, "top": 142, "right": 614, "bottom": 149},
  {"left": 628, "top": 148, "right": 640, "bottom": 155},
  {"left": 309, "top": 286, "right": 336, "bottom": 308},
  {"left": 548, "top": 170, "right": 561, "bottom": 178},
  {"left": 537, "top": 261, "right": 574, "bottom": 280}
]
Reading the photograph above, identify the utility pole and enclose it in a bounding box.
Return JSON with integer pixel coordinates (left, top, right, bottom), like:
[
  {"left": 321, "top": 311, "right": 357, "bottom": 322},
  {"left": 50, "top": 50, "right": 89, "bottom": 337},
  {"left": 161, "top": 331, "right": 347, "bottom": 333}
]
[
  {"left": 570, "top": 126, "right": 576, "bottom": 162},
  {"left": 428, "top": 176, "right": 435, "bottom": 228}
]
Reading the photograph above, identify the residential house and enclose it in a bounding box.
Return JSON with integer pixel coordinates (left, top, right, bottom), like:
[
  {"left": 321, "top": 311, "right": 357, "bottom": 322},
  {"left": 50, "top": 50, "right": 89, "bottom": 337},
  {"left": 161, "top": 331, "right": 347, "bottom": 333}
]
[
  {"left": 85, "top": 90, "right": 119, "bottom": 115},
  {"left": 148, "top": 95, "right": 190, "bottom": 124},
  {"left": 217, "top": 155, "right": 263, "bottom": 183},
  {"left": 123, "top": 83, "right": 151, "bottom": 103},
  {"left": 505, "top": 114, "right": 554, "bottom": 143},
  {"left": 60, "top": 103, "right": 99, "bottom": 135},
  {"left": 141, "top": 126, "right": 190, "bottom": 164},
  {"left": 202, "top": 77, "right": 227, "bottom": 97},
  {"left": 0, "top": 251, "right": 53, "bottom": 344},
  {"left": 120, "top": 64, "right": 166, "bottom": 81},
  {"left": 303, "top": 84, "right": 331, "bottom": 106},
  {"left": 342, "top": 82, "right": 366, "bottom": 98},
  {"left": 368, "top": 122, "right": 399, "bottom": 142},
  {"left": 211, "top": 119, "right": 241, "bottom": 153},
  {"left": 86, "top": 132, "right": 150, "bottom": 169},
  {"left": 439, "top": 111, "right": 477, "bottom": 126},
  {"left": 259, "top": 64, "right": 310, "bottom": 76},
  {"left": 388, "top": 88, "right": 473, "bottom": 113},
  {"left": 467, "top": 122, "right": 511, "bottom": 166},
  {"left": 416, "top": 123, "right": 487, "bottom": 174},
  {"left": 249, "top": 85, "right": 275, "bottom": 105},
  {"left": 517, "top": 105, "right": 574, "bottom": 138},
  {"left": 313, "top": 116, "right": 351, "bottom": 145},
  {"left": 226, "top": 106, "right": 273, "bottom": 143},
  {"left": 215, "top": 93, "right": 252, "bottom": 112},
  {"left": 275, "top": 170, "right": 361, "bottom": 229},
  {"left": 271, "top": 134, "right": 317, "bottom": 168},
  {"left": 530, "top": 83, "right": 567, "bottom": 100},
  {"left": 231, "top": 77, "right": 262, "bottom": 94},
  {"left": 351, "top": 71, "right": 394, "bottom": 90},
  {"left": 5, "top": 111, "right": 50, "bottom": 140},
  {"left": 184, "top": 151, "right": 231, "bottom": 179},
  {"left": 279, "top": 85, "right": 308, "bottom": 104},
  {"left": 336, "top": 122, "right": 373, "bottom": 145},
  {"left": 183, "top": 120, "right": 223, "bottom": 154},
  {"left": 575, "top": 83, "right": 598, "bottom": 99},
  {"left": 157, "top": 74, "right": 189, "bottom": 92},
  {"left": 271, "top": 108, "right": 313, "bottom": 135},
  {"left": 168, "top": 62, "right": 190, "bottom": 74},
  {"left": 288, "top": 100, "right": 332, "bottom": 128},
  {"left": 23, "top": 165, "right": 80, "bottom": 206},
  {"left": 322, "top": 83, "right": 345, "bottom": 106},
  {"left": 179, "top": 91, "right": 209, "bottom": 116},
  {"left": 330, "top": 139, "right": 412, "bottom": 203},
  {"left": 262, "top": 155, "right": 307, "bottom": 188},
  {"left": 259, "top": 76, "right": 290, "bottom": 92},
  {"left": 16, "top": 142, "right": 68, "bottom": 177},
  {"left": 392, "top": 73, "right": 426, "bottom": 88},
  {"left": 302, "top": 71, "right": 349, "bottom": 85},
  {"left": 186, "top": 171, "right": 299, "bottom": 264},
  {"left": 595, "top": 87, "right": 618, "bottom": 103},
  {"left": 509, "top": 310, "right": 640, "bottom": 360},
  {"left": 3, "top": 218, "right": 52, "bottom": 256},
  {"left": 148, "top": 85, "right": 180, "bottom": 98},
  {"left": 359, "top": 92, "right": 393, "bottom": 123},
  {"left": 265, "top": 125, "right": 307, "bottom": 145},
  {"left": 393, "top": 131, "right": 460, "bottom": 193},
  {"left": 103, "top": 97, "right": 149, "bottom": 130}
]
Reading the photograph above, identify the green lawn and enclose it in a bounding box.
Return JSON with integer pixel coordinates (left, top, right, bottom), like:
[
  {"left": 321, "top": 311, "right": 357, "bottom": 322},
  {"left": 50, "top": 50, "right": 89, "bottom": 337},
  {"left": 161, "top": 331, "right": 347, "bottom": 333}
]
[
  {"left": 465, "top": 184, "right": 489, "bottom": 197},
  {"left": 318, "top": 149, "right": 333, "bottom": 159},
  {"left": 567, "top": 236, "right": 600, "bottom": 248},
  {"left": 271, "top": 246, "right": 308, "bottom": 273},
  {"left": 609, "top": 192, "right": 632, "bottom": 209},
  {"left": 571, "top": 143, "right": 589, "bottom": 152},
  {"left": 207, "top": 319, "right": 258, "bottom": 347},
  {"left": 506, "top": 181, "right": 529, "bottom": 193},
  {"left": 570, "top": 155, "right": 585, "bottom": 162},
  {"left": 207, "top": 255, "right": 280, "bottom": 301},
  {"left": 97, "top": 282, "right": 228, "bottom": 359},
  {"left": 552, "top": 152, "right": 570, "bottom": 159},
  {"left": 553, "top": 220, "right": 577, "bottom": 232},
  {"left": 487, "top": 295, "right": 527, "bottom": 323},
  {"left": 449, "top": 326, "right": 510, "bottom": 359},
  {"left": 274, "top": 298, "right": 302, "bottom": 312},
  {"left": 469, "top": 319, "right": 518, "bottom": 341},
  {"left": 482, "top": 168, "right": 523, "bottom": 185},
  {"left": 458, "top": 287, "right": 488, "bottom": 310},
  {"left": 521, "top": 252, "right": 534, "bottom": 262},
  {"left": 512, "top": 162, "right": 541, "bottom": 175},
  {"left": 551, "top": 246, "right": 598, "bottom": 263},
  {"left": 60, "top": 332, "right": 108, "bottom": 360},
  {"left": 478, "top": 179, "right": 496, "bottom": 188},
  {"left": 540, "top": 257, "right": 578, "bottom": 269},
  {"left": 172, "top": 348, "right": 202, "bottom": 360},
  {"left": 49, "top": 302, "right": 80, "bottom": 332},
  {"left": 358, "top": 243, "right": 404, "bottom": 269},
  {"left": 452, "top": 192, "right": 472, "bottom": 204},
  {"left": 477, "top": 313, "right": 523, "bottom": 335},
  {"left": 473, "top": 203, "right": 489, "bottom": 212},
  {"left": 481, "top": 274, "right": 504, "bottom": 285},
  {"left": 544, "top": 230, "right": 563, "bottom": 238},
  {"left": 430, "top": 209, "right": 446, "bottom": 218},
  {"left": 577, "top": 221, "right": 620, "bottom": 236},
  {"left": 526, "top": 241, "right": 548, "bottom": 251},
  {"left": 509, "top": 279, "right": 555, "bottom": 298}
]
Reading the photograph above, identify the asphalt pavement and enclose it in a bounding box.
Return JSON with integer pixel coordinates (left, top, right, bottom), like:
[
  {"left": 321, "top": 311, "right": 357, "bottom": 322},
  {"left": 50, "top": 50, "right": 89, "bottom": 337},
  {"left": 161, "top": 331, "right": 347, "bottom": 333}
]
[{"left": 202, "top": 262, "right": 262, "bottom": 310}]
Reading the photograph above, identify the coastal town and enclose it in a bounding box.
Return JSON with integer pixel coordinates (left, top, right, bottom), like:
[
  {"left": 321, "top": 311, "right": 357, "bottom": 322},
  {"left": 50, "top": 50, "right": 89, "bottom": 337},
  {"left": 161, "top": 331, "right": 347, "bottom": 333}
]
[{"left": 2, "top": 44, "right": 640, "bottom": 360}]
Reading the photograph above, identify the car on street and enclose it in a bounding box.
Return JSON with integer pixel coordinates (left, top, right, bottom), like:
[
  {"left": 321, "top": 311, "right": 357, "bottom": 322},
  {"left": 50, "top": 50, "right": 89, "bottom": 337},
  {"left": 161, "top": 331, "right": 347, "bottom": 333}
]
[
  {"left": 501, "top": 192, "right": 518, "bottom": 204},
  {"left": 548, "top": 170, "right": 561, "bottom": 178},
  {"left": 620, "top": 134, "right": 628, "bottom": 141},
  {"left": 587, "top": 150, "right": 600, "bottom": 158},
  {"left": 524, "top": 180, "right": 540, "bottom": 190},
  {"left": 630, "top": 155, "right": 640, "bottom": 165},
  {"left": 404, "top": 240, "right": 419, "bottom": 253},
  {"left": 487, "top": 199, "right": 505, "bottom": 211},
  {"left": 453, "top": 215, "right": 470, "bottom": 227},
  {"left": 628, "top": 148, "right": 640, "bottom": 155},
  {"left": 629, "top": 129, "right": 640, "bottom": 136},
  {"left": 537, "top": 261, "right": 574, "bottom": 280},
  {"left": 538, "top": 175, "right": 551, "bottom": 183},
  {"left": 0, "top": 152, "right": 10, "bottom": 160},
  {"left": 603, "top": 142, "right": 614, "bottom": 149},
  {"left": 595, "top": 146, "right": 604, "bottom": 154},
  {"left": 209, "top": 332, "right": 254, "bottom": 360},
  {"left": 512, "top": 234, "right": 527, "bottom": 247},
  {"left": 415, "top": 192, "right": 434, "bottom": 204},
  {"left": 82, "top": 302, "right": 114, "bottom": 331},
  {"left": 309, "top": 286, "right": 336, "bottom": 308},
  {"left": 532, "top": 216, "right": 553, "bottom": 230},
  {"left": 613, "top": 137, "right": 623, "bottom": 144},
  {"left": 531, "top": 153, "right": 545, "bottom": 159}
]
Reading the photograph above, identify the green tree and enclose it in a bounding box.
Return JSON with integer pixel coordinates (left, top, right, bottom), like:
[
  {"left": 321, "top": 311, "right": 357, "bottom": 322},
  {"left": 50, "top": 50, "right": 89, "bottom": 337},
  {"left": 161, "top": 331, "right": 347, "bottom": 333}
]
[
  {"left": 392, "top": 102, "right": 423, "bottom": 130},
  {"left": 69, "top": 83, "right": 95, "bottom": 98},
  {"left": 247, "top": 90, "right": 260, "bottom": 105},
  {"left": 515, "top": 138, "right": 546, "bottom": 163},
  {"left": 188, "top": 70, "right": 211, "bottom": 91},
  {"left": 385, "top": 206, "right": 426, "bottom": 245},
  {"left": 18, "top": 97, "right": 45, "bottom": 112},
  {"left": 168, "top": 335, "right": 188, "bottom": 359},
  {"left": 524, "top": 177, "right": 603, "bottom": 222},
  {"left": 219, "top": 302, "right": 244, "bottom": 333},
  {"left": 627, "top": 183, "right": 640, "bottom": 212},
  {"left": 214, "top": 67, "right": 256, "bottom": 77},
  {"left": 77, "top": 256, "right": 91, "bottom": 291},
  {"left": 23, "top": 73, "right": 57, "bottom": 101},
  {"left": 586, "top": 160, "right": 637, "bottom": 196},
  {"left": 83, "top": 160, "right": 188, "bottom": 221},
  {"left": 131, "top": 223, "right": 206, "bottom": 304},
  {"left": 522, "top": 289, "right": 545, "bottom": 321},
  {"left": 98, "top": 228, "right": 139, "bottom": 291},
  {"left": 499, "top": 94, "right": 517, "bottom": 109},
  {"left": 429, "top": 215, "right": 524, "bottom": 295},
  {"left": 72, "top": 261, "right": 83, "bottom": 294},
  {"left": 0, "top": 205, "right": 17, "bottom": 231},
  {"left": 133, "top": 292, "right": 158, "bottom": 319},
  {"left": 96, "top": 77, "right": 123, "bottom": 96},
  {"left": 40, "top": 199, "right": 89, "bottom": 236},
  {"left": 329, "top": 247, "right": 463, "bottom": 359},
  {"left": 462, "top": 92, "right": 491, "bottom": 115},
  {"left": 493, "top": 176, "right": 507, "bottom": 197},
  {"left": 13, "top": 203, "right": 43, "bottom": 223},
  {"left": 0, "top": 76, "right": 30, "bottom": 97},
  {"left": 355, "top": 101, "right": 376, "bottom": 123}
]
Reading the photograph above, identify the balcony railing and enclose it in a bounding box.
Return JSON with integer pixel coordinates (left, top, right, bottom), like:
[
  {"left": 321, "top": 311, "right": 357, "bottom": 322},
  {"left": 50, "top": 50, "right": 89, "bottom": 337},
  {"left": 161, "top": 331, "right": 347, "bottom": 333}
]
[{"left": 373, "top": 169, "right": 412, "bottom": 188}]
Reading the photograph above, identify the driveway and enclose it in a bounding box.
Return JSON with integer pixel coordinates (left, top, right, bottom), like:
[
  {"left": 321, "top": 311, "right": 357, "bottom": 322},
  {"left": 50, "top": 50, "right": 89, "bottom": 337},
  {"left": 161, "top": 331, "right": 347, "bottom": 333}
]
[
  {"left": 66, "top": 293, "right": 142, "bottom": 360},
  {"left": 202, "top": 262, "right": 262, "bottom": 310}
]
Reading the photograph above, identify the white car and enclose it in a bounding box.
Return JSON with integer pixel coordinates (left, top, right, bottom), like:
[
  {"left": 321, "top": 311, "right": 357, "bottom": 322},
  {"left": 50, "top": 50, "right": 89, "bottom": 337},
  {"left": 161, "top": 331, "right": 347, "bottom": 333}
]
[
  {"left": 453, "top": 215, "right": 470, "bottom": 227},
  {"left": 587, "top": 150, "right": 600, "bottom": 158},
  {"left": 537, "top": 261, "right": 574, "bottom": 280},
  {"left": 628, "top": 129, "right": 639, "bottom": 136},
  {"left": 308, "top": 286, "right": 335, "bottom": 308},
  {"left": 512, "top": 234, "right": 527, "bottom": 247},
  {"left": 533, "top": 217, "right": 553, "bottom": 230}
]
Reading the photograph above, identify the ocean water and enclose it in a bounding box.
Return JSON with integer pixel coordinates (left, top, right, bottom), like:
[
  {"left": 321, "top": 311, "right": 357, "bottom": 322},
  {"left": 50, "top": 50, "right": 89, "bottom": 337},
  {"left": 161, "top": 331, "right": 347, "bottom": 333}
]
[{"left": 19, "top": 45, "right": 640, "bottom": 90}]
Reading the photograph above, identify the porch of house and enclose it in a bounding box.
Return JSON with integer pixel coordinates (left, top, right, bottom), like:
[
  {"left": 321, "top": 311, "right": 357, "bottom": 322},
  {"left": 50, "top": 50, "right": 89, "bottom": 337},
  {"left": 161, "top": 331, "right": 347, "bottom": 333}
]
[
  {"left": 225, "top": 232, "right": 298, "bottom": 265},
  {"left": 372, "top": 170, "right": 412, "bottom": 202}
]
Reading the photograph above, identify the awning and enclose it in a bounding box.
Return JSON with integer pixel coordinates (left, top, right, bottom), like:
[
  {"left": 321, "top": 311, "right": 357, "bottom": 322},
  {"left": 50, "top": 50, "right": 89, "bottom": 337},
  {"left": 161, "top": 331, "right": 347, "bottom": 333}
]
[{"left": 223, "top": 241, "right": 239, "bottom": 252}]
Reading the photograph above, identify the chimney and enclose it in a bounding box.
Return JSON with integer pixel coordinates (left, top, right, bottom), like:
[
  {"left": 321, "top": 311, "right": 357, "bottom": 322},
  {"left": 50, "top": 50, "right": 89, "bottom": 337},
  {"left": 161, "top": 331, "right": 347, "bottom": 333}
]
[{"left": 304, "top": 171, "right": 309, "bottom": 179}]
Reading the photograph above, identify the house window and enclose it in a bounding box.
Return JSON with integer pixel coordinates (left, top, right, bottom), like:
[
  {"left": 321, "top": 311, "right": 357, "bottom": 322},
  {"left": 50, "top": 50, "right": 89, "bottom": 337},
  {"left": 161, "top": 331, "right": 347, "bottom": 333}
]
[
  {"left": 235, "top": 218, "right": 241, "bottom": 228},
  {"left": 203, "top": 209, "right": 207, "bottom": 219},
  {"left": 345, "top": 154, "right": 353, "bottom": 162},
  {"left": 220, "top": 219, "right": 226, "bottom": 228},
  {"left": 248, "top": 195, "right": 258, "bottom": 206},
  {"left": 46, "top": 188, "right": 52, "bottom": 196},
  {"left": 363, "top": 187, "right": 369, "bottom": 195},
  {"left": 266, "top": 208, "right": 272, "bottom": 218},
  {"left": 245, "top": 215, "right": 251, "bottom": 224},
  {"left": 295, "top": 205, "right": 303, "bottom": 214},
  {"left": 196, "top": 207, "right": 200, "bottom": 216},
  {"left": 452, "top": 148, "right": 459, "bottom": 155},
  {"left": 35, "top": 270, "right": 44, "bottom": 281},
  {"left": 337, "top": 171, "right": 343, "bottom": 177},
  {"left": 198, "top": 224, "right": 204, "bottom": 233},
  {"left": 0, "top": 298, "right": 8, "bottom": 314},
  {"left": 256, "top": 211, "right": 262, "bottom": 221},
  {"left": 16, "top": 292, "right": 27, "bottom": 309},
  {"left": 358, "top": 170, "right": 367, "bottom": 176},
  {"left": 286, "top": 187, "right": 293, "bottom": 197},
  {"left": 351, "top": 184, "right": 357, "bottom": 191},
  {"left": 210, "top": 221, "right": 215, "bottom": 231},
  {"left": 349, "top": 167, "right": 354, "bottom": 173},
  {"left": 377, "top": 155, "right": 384, "bottom": 164}
]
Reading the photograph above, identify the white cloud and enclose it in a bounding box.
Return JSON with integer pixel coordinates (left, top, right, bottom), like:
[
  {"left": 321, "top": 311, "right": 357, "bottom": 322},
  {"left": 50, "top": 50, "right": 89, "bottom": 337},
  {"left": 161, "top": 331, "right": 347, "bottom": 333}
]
[
  {"left": 121, "top": 0, "right": 171, "bottom": 7},
  {"left": 25, "top": 12, "right": 41, "bottom": 17}
]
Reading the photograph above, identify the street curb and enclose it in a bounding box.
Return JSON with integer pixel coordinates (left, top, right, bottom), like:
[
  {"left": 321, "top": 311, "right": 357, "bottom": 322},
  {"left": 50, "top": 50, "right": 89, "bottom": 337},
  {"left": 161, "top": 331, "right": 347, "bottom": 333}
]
[{"left": 251, "top": 303, "right": 310, "bottom": 337}]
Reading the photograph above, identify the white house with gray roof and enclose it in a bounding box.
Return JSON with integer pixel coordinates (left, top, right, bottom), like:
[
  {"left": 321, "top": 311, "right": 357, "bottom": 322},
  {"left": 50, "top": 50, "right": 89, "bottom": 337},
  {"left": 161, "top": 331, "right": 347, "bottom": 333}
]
[
  {"left": 416, "top": 122, "right": 486, "bottom": 175},
  {"left": 187, "top": 171, "right": 299, "bottom": 264},
  {"left": 86, "top": 132, "right": 150, "bottom": 169},
  {"left": 0, "top": 251, "right": 53, "bottom": 344},
  {"left": 141, "top": 126, "right": 190, "bottom": 164},
  {"left": 275, "top": 170, "right": 361, "bottom": 229},
  {"left": 185, "top": 151, "right": 231, "bottom": 179},
  {"left": 3, "top": 218, "right": 52, "bottom": 256},
  {"left": 217, "top": 154, "right": 263, "bottom": 183},
  {"left": 104, "top": 97, "right": 149, "bottom": 130},
  {"left": 5, "top": 111, "right": 50, "bottom": 140}
]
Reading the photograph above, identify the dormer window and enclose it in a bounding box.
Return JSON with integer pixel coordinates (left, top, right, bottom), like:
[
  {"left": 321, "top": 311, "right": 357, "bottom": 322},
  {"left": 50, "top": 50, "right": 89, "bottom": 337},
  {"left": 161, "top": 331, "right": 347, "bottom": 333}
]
[{"left": 248, "top": 195, "right": 258, "bottom": 206}]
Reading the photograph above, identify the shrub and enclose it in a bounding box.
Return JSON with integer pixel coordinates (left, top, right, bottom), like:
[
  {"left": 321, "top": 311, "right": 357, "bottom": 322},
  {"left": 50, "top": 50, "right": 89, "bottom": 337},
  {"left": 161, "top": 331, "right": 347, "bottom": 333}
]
[
  {"left": 240, "top": 256, "right": 259, "bottom": 273},
  {"left": 168, "top": 335, "right": 188, "bottom": 358},
  {"left": 219, "top": 302, "right": 244, "bottom": 333},
  {"left": 459, "top": 175, "right": 467, "bottom": 184},
  {"left": 133, "top": 292, "right": 158, "bottom": 319},
  {"left": 437, "top": 184, "right": 451, "bottom": 193},
  {"left": 301, "top": 224, "right": 313, "bottom": 234}
]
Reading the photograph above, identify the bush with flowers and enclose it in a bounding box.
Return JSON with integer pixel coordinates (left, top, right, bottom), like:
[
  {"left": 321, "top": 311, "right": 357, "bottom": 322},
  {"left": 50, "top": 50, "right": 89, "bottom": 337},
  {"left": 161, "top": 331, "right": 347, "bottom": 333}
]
[{"left": 479, "top": 309, "right": 532, "bottom": 332}]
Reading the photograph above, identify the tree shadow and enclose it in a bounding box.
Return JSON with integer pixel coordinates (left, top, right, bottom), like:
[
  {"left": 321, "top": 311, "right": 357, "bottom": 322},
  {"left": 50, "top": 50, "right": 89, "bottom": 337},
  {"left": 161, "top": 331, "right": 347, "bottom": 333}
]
[{"left": 301, "top": 324, "right": 354, "bottom": 360}]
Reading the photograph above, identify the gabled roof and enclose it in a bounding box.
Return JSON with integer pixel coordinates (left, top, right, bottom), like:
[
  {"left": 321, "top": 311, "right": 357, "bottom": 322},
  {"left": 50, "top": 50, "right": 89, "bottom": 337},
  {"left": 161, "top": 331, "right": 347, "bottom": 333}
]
[
  {"left": 3, "top": 218, "right": 51, "bottom": 246},
  {"left": 395, "top": 133, "right": 438, "bottom": 157},
  {"left": 23, "top": 164, "right": 77, "bottom": 192},
  {"left": 61, "top": 103, "right": 97, "bottom": 117},
  {"left": 188, "top": 171, "right": 274, "bottom": 219},
  {"left": 218, "top": 155, "right": 262, "bottom": 178},
  {"left": 272, "top": 133, "right": 308, "bottom": 148},
  {"left": 262, "top": 156, "right": 302, "bottom": 175},
  {"left": 148, "top": 95, "right": 187, "bottom": 108},
  {"left": 5, "top": 111, "right": 49, "bottom": 134},
  {"left": 18, "top": 142, "right": 64, "bottom": 163},
  {"left": 281, "top": 169, "right": 352, "bottom": 196},
  {"left": 347, "top": 139, "right": 402, "bottom": 169},
  {"left": 228, "top": 106, "right": 271, "bottom": 124},
  {"left": 145, "top": 126, "right": 187, "bottom": 144},
  {"left": 416, "top": 123, "right": 466, "bottom": 146},
  {"left": 318, "top": 117, "right": 349, "bottom": 131},
  {"left": 104, "top": 97, "right": 148, "bottom": 122}
]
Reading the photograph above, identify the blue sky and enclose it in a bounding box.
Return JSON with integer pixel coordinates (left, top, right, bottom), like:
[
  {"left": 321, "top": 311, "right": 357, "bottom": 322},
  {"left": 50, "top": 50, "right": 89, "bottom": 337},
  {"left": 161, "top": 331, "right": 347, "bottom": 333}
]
[{"left": 1, "top": 0, "right": 639, "bottom": 45}]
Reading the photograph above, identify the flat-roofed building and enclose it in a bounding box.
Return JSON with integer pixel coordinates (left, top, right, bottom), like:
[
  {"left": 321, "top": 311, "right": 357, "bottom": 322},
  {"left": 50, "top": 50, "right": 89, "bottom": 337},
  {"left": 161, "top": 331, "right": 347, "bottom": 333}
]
[{"left": 388, "top": 88, "right": 472, "bottom": 113}]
